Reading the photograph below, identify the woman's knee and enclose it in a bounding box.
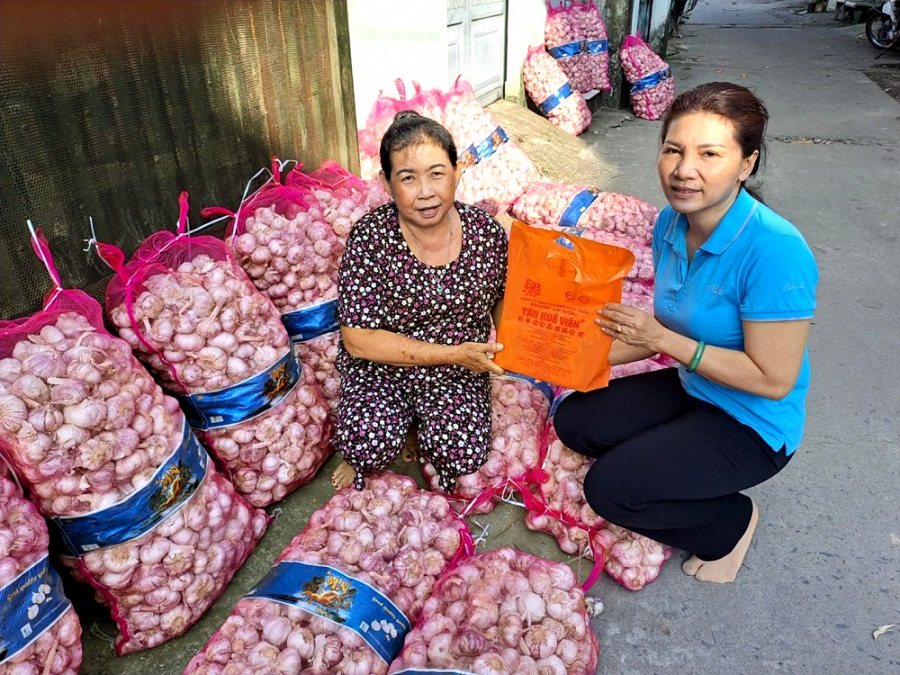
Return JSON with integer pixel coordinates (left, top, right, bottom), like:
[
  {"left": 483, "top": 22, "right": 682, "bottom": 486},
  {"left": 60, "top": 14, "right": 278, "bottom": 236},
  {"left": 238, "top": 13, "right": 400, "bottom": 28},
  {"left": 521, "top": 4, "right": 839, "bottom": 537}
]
[
  {"left": 552, "top": 393, "right": 613, "bottom": 455},
  {"left": 582, "top": 457, "right": 644, "bottom": 523}
]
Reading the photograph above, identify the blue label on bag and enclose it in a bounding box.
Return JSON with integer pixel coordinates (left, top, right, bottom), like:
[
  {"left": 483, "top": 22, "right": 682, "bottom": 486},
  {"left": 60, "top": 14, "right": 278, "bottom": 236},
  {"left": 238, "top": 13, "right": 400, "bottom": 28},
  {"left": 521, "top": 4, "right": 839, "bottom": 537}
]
[
  {"left": 282, "top": 299, "right": 339, "bottom": 342},
  {"left": 539, "top": 82, "right": 574, "bottom": 115},
  {"left": 459, "top": 127, "right": 509, "bottom": 169},
  {"left": 0, "top": 557, "right": 71, "bottom": 664},
  {"left": 549, "top": 389, "right": 575, "bottom": 418},
  {"left": 630, "top": 67, "right": 672, "bottom": 93},
  {"left": 548, "top": 39, "right": 608, "bottom": 59},
  {"left": 559, "top": 187, "right": 604, "bottom": 229},
  {"left": 177, "top": 349, "right": 301, "bottom": 430},
  {"left": 393, "top": 670, "right": 478, "bottom": 675},
  {"left": 247, "top": 561, "right": 410, "bottom": 665},
  {"left": 585, "top": 39, "right": 609, "bottom": 54},
  {"left": 48, "top": 421, "right": 208, "bottom": 554},
  {"left": 501, "top": 372, "right": 556, "bottom": 406}
]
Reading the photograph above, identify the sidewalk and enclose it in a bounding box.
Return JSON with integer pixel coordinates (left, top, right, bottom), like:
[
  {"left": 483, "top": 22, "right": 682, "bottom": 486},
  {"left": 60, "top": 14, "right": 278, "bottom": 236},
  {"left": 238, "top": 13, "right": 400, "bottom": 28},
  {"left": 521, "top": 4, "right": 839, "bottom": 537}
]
[
  {"left": 76, "top": 2, "right": 899, "bottom": 673},
  {"left": 567, "top": 1, "right": 900, "bottom": 673}
]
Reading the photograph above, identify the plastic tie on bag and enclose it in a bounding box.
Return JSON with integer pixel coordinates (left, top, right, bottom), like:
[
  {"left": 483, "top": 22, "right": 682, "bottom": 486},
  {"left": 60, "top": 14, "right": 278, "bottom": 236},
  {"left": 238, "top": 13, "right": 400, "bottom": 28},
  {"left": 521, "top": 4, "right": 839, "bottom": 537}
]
[
  {"left": 539, "top": 81, "right": 575, "bottom": 115},
  {"left": 499, "top": 482, "right": 526, "bottom": 509},
  {"left": 630, "top": 67, "right": 672, "bottom": 93},
  {"left": 468, "top": 518, "right": 491, "bottom": 550}
]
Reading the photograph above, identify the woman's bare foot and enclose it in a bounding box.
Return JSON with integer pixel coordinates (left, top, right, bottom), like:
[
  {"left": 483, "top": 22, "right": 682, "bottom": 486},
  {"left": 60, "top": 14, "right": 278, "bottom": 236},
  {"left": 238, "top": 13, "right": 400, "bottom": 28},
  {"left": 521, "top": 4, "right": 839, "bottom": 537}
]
[
  {"left": 400, "top": 428, "right": 420, "bottom": 463},
  {"left": 682, "top": 555, "right": 703, "bottom": 576},
  {"left": 331, "top": 461, "right": 356, "bottom": 491},
  {"left": 686, "top": 500, "right": 759, "bottom": 584}
]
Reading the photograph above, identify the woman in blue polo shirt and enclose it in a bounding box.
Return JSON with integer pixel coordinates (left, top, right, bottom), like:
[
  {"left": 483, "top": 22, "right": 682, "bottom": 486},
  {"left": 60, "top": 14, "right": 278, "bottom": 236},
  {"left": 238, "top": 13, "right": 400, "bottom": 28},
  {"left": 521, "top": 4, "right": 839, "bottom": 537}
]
[{"left": 554, "top": 82, "right": 818, "bottom": 584}]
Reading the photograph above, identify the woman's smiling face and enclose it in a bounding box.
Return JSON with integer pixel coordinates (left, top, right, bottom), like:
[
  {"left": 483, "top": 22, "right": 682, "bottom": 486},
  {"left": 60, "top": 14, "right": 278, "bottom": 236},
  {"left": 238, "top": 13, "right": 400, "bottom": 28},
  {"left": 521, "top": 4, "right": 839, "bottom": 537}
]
[
  {"left": 657, "top": 111, "right": 758, "bottom": 228},
  {"left": 382, "top": 141, "right": 460, "bottom": 230}
]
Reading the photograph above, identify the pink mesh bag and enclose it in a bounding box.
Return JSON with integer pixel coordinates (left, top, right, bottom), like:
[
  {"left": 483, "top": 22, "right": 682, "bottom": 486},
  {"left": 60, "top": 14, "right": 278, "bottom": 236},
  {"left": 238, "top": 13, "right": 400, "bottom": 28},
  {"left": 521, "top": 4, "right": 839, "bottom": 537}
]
[
  {"left": 524, "top": 45, "right": 592, "bottom": 136},
  {"left": 545, "top": 0, "right": 610, "bottom": 93},
  {"left": 421, "top": 373, "right": 553, "bottom": 516},
  {"left": 202, "top": 161, "right": 345, "bottom": 416},
  {"left": 387, "top": 547, "right": 600, "bottom": 674},
  {"left": 442, "top": 77, "right": 543, "bottom": 216},
  {"left": 522, "top": 391, "right": 674, "bottom": 591},
  {"left": 184, "top": 472, "right": 474, "bottom": 675},
  {"left": 0, "top": 229, "right": 267, "bottom": 653},
  {"left": 99, "top": 192, "right": 332, "bottom": 507},
  {"left": 0, "top": 471, "right": 83, "bottom": 674},
  {"left": 620, "top": 35, "right": 675, "bottom": 121},
  {"left": 357, "top": 77, "right": 542, "bottom": 215}
]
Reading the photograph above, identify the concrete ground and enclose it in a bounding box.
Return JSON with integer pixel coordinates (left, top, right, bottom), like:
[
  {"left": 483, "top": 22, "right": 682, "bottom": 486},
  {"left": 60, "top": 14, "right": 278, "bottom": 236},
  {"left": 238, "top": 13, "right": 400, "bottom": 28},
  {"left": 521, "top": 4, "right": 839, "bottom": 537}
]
[{"left": 75, "top": 1, "right": 899, "bottom": 673}]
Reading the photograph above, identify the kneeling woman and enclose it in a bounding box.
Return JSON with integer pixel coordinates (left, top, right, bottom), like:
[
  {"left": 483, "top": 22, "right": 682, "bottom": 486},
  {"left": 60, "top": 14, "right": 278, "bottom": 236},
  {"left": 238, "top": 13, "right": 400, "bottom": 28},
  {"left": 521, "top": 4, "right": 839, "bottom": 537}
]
[
  {"left": 555, "top": 83, "right": 818, "bottom": 583},
  {"left": 331, "top": 111, "right": 507, "bottom": 492}
]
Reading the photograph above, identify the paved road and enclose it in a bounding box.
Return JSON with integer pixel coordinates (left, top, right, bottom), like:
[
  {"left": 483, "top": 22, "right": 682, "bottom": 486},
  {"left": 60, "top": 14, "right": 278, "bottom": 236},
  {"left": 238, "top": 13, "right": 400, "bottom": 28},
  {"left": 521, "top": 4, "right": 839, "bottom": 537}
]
[{"left": 582, "top": 1, "right": 900, "bottom": 673}]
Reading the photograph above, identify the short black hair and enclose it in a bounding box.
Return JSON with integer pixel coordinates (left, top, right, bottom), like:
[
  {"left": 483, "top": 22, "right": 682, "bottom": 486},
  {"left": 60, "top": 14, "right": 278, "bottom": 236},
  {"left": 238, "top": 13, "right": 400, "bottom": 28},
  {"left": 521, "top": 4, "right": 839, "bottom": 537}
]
[{"left": 379, "top": 111, "right": 457, "bottom": 179}]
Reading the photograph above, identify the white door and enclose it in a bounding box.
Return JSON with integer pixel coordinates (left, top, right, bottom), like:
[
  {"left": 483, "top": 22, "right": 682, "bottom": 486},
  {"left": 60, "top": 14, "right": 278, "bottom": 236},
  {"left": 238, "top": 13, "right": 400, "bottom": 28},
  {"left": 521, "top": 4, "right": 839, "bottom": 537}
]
[{"left": 447, "top": 0, "right": 507, "bottom": 105}]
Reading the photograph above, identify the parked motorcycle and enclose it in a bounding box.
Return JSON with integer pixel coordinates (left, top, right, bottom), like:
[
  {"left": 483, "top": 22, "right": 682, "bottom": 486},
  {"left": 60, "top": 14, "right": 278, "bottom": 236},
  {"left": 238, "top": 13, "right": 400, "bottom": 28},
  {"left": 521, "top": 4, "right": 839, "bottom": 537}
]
[{"left": 865, "top": 0, "right": 900, "bottom": 52}]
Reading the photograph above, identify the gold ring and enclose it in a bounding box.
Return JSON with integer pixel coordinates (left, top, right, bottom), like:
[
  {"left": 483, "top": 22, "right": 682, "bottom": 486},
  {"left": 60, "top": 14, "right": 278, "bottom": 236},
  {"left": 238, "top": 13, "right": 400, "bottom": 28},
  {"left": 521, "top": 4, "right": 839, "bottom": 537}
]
[{"left": 616, "top": 324, "right": 622, "bottom": 332}]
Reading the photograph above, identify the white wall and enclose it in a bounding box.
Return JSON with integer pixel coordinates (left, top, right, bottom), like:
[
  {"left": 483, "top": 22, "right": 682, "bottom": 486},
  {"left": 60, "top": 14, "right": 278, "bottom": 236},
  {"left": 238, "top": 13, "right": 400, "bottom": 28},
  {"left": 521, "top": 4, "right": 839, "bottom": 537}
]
[
  {"left": 346, "top": 0, "right": 450, "bottom": 126},
  {"left": 504, "top": 0, "right": 548, "bottom": 105}
]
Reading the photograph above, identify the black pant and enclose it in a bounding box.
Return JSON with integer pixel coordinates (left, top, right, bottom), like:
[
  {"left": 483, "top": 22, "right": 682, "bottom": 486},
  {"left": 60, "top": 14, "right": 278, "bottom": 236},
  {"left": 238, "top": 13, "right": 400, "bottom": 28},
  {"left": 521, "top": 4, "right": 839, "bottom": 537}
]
[{"left": 553, "top": 368, "right": 792, "bottom": 559}]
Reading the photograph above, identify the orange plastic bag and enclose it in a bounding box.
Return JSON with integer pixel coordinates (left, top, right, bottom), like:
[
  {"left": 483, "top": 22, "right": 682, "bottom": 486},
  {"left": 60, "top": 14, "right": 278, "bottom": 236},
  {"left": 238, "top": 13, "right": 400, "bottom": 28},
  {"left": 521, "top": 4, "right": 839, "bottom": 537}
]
[{"left": 495, "top": 220, "right": 634, "bottom": 392}]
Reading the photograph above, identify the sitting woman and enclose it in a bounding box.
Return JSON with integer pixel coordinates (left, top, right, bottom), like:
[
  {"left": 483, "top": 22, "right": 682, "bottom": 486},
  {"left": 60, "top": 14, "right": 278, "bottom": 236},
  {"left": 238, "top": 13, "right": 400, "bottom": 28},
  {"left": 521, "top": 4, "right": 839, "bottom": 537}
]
[
  {"left": 554, "top": 82, "right": 819, "bottom": 583},
  {"left": 331, "top": 111, "right": 507, "bottom": 492}
]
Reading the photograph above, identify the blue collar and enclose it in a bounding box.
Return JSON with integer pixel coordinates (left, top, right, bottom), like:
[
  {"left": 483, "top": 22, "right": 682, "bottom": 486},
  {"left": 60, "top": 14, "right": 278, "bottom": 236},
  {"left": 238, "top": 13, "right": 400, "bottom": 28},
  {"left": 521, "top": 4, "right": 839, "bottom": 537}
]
[{"left": 664, "top": 188, "right": 759, "bottom": 255}]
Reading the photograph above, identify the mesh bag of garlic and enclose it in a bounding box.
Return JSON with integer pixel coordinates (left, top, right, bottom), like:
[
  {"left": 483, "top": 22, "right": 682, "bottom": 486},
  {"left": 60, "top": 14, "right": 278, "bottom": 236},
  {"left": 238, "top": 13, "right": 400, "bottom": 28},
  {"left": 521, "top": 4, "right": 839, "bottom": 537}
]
[
  {"left": 524, "top": 45, "right": 593, "bottom": 136},
  {"left": 521, "top": 392, "right": 674, "bottom": 592},
  {"left": 357, "top": 77, "right": 542, "bottom": 216},
  {"left": 545, "top": 0, "right": 610, "bottom": 93},
  {"left": 203, "top": 163, "right": 344, "bottom": 418},
  {"left": 0, "top": 472, "right": 84, "bottom": 675},
  {"left": 356, "top": 79, "right": 427, "bottom": 181},
  {"left": 421, "top": 372, "right": 553, "bottom": 516},
  {"left": 442, "top": 77, "right": 543, "bottom": 216},
  {"left": 286, "top": 160, "right": 392, "bottom": 415},
  {"left": 100, "top": 192, "right": 333, "bottom": 508},
  {"left": 0, "top": 230, "right": 268, "bottom": 654},
  {"left": 184, "top": 472, "right": 473, "bottom": 675},
  {"left": 387, "top": 547, "right": 600, "bottom": 675},
  {"left": 510, "top": 180, "right": 659, "bottom": 244},
  {"left": 620, "top": 35, "right": 676, "bottom": 121}
]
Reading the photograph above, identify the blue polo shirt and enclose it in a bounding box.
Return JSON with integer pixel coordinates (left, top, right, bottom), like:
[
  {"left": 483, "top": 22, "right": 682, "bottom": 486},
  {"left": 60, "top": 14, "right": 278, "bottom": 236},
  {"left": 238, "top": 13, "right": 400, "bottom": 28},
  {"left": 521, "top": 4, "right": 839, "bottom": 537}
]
[{"left": 652, "top": 189, "right": 818, "bottom": 454}]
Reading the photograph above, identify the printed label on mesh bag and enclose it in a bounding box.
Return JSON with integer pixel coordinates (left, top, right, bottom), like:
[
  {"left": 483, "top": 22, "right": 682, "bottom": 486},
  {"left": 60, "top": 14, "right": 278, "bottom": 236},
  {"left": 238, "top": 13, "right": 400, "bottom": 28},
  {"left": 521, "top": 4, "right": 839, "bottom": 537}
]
[
  {"left": 283, "top": 299, "right": 339, "bottom": 343},
  {"left": 247, "top": 560, "right": 411, "bottom": 665},
  {"left": 0, "top": 556, "right": 71, "bottom": 664},
  {"left": 177, "top": 348, "right": 301, "bottom": 429},
  {"left": 49, "top": 420, "right": 208, "bottom": 554}
]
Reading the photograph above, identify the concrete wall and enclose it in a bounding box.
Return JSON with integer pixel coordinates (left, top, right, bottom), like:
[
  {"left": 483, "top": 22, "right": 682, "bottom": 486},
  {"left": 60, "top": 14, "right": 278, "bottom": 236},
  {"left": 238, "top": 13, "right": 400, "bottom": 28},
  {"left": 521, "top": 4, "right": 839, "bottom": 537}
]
[
  {"left": 346, "top": 0, "right": 450, "bottom": 125},
  {"left": 503, "top": 0, "right": 548, "bottom": 106}
]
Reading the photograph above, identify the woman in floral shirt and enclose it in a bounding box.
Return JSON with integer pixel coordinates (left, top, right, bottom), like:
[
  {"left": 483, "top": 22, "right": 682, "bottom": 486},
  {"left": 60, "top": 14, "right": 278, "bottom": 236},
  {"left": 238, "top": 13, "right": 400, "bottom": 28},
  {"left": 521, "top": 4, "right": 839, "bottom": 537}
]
[{"left": 331, "top": 111, "right": 508, "bottom": 492}]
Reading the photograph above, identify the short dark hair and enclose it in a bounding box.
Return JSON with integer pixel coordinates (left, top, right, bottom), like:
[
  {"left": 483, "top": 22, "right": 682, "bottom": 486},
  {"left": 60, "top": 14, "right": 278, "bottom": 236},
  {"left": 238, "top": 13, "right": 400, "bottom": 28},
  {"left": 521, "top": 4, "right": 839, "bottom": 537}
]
[
  {"left": 379, "top": 111, "right": 457, "bottom": 179},
  {"left": 660, "top": 82, "right": 769, "bottom": 202}
]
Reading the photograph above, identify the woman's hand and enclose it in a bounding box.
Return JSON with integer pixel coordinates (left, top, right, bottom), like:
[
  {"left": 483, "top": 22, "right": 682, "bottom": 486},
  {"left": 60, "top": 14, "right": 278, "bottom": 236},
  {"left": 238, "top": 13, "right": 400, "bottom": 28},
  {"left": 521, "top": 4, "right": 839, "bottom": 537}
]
[
  {"left": 597, "top": 302, "right": 668, "bottom": 352},
  {"left": 453, "top": 342, "right": 505, "bottom": 375}
]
